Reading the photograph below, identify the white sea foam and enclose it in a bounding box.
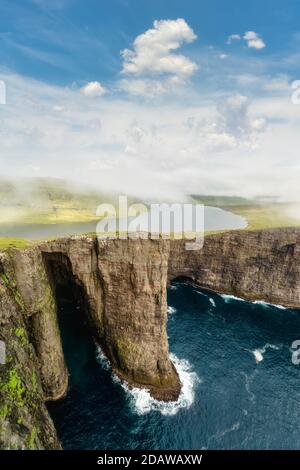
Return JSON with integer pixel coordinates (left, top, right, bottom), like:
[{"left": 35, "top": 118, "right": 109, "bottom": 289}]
[
  {"left": 209, "top": 298, "right": 216, "bottom": 307},
  {"left": 273, "top": 304, "right": 287, "bottom": 310},
  {"left": 252, "top": 343, "right": 280, "bottom": 363},
  {"left": 241, "top": 371, "right": 256, "bottom": 404},
  {"left": 212, "top": 421, "right": 240, "bottom": 441},
  {"left": 195, "top": 290, "right": 207, "bottom": 297},
  {"left": 253, "top": 349, "right": 264, "bottom": 363},
  {"left": 253, "top": 300, "right": 268, "bottom": 307},
  {"left": 253, "top": 300, "right": 287, "bottom": 310},
  {"left": 96, "top": 346, "right": 111, "bottom": 371},
  {"left": 206, "top": 420, "right": 241, "bottom": 448},
  {"left": 167, "top": 306, "right": 177, "bottom": 315},
  {"left": 221, "top": 294, "right": 288, "bottom": 310},
  {"left": 221, "top": 294, "right": 246, "bottom": 303},
  {"left": 96, "top": 347, "right": 200, "bottom": 416},
  {"left": 123, "top": 354, "right": 200, "bottom": 416}
]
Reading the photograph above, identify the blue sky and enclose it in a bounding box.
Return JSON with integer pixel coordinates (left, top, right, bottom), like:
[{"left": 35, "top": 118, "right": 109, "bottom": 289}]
[
  {"left": 1, "top": 0, "right": 300, "bottom": 87},
  {"left": 0, "top": 0, "right": 300, "bottom": 201}
]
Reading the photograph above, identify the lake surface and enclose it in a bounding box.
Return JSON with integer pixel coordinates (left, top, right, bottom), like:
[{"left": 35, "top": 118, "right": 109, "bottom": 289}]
[
  {"left": 48, "top": 280, "right": 300, "bottom": 450},
  {"left": 0, "top": 206, "right": 246, "bottom": 240}
]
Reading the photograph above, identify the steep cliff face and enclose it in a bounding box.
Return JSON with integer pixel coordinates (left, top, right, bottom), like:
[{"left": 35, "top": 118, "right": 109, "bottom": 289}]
[
  {"left": 1, "top": 228, "right": 300, "bottom": 449},
  {"left": 169, "top": 229, "right": 300, "bottom": 308},
  {"left": 40, "top": 236, "right": 180, "bottom": 401},
  {"left": 93, "top": 238, "right": 180, "bottom": 399},
  {"left": 0, "top": 253, "right": 61, "bottom": 450},
  {"left": 8, "top": 248, "right": 68, "bottom": 402}
]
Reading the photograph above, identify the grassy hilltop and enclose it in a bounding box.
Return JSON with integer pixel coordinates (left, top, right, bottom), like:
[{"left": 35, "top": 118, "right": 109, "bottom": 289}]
[
  {"left": 0, "top": 177, "right": 120, "bottom": 225},
  {"left": 191, "top": 195, "right": 300, "bottom": 231},
  {"left": 0, "top": 177, "right": 124, "bottom": 249}
]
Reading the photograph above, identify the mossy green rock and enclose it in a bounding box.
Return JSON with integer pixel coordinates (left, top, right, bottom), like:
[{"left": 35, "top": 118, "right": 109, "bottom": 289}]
[{"left": 0, "top": 268, "right": 61, "bottom": 449}]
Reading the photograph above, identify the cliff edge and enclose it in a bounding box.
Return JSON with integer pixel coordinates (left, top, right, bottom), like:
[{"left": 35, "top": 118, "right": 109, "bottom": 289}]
[{"left": 1, "top": 228, "right": 300, "bottom": 449}]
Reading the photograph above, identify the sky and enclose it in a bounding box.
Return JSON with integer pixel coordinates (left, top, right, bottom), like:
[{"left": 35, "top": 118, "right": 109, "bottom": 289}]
[{"left": 0, "top": 0, "right": 300, "bottom": 200}]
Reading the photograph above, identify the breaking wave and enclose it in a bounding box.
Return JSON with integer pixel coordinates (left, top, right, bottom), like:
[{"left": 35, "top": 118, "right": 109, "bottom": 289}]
[
  {"left": 168, "top": 306, "right": 177, "bottom": 315},
  {"left": 221, "top": 294, "right": 246, "bottom": 303},
  {"left": 95, "top": 346, "right": 111, "bottom": 371},
  {"left": 253, "top": 300, "right": 287, "bottom": 310},
  {"left": 222, "top": 294, "right": 288, "bottom": 310},
  {"left": 195, "top": 290, "right": 207, "bottom": 297},
  {"left": 96, "top": 347, "right": 200, "bottom": 416}
]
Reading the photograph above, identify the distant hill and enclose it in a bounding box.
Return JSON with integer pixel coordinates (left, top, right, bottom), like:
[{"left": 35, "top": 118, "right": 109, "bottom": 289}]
[
  {"left": 0, "top": 177, "right": 135, "bottom": 225},
  {"left": 190, "top": 194, "right": 279, "bottom": 208},
  {"left": 0, "top": 178, "right": 299, "bottom": 232}
]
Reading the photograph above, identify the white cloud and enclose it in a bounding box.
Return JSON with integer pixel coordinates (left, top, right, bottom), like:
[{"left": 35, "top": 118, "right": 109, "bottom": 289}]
[
  {"left": 217, "top": 94, "right": 250, "bottom": 136},
  {"left": 250, "top": 117, "right": 267, "bottom": 131},
  {"left": 226, "top": 34, "right": 241, "bottom": 44},
  {"left": 124, "top": 145, "right": 137, "bottom": 155},
  {"left": 121, "top": 19, "right": 197, "bottom": 83},
  {"left": 232, "top": 73, "right": 260, "bottom": 85},
  {"left": 52, "top": 105, "right": 65, "bottom": 112},
  {"left": 118, "top": 74, "right": 192, "bottom": 97},
  {"left": 263, "top": 75, "right": 290, "bottom": 91},
  {"left": 81, "top": 81, "right": 106, "bottom": 97},
  {"left": 231, "top": 73, "right": 291, "bottom": 96},
  {"left": 243, "top": 31, "right": 266, "bottom": 49},
  {"left": 219, "top": 53, "right": 229, "bottom": 59},
  {"left": 227, "top": 31, "right": 266, "bottom": 50},
  {"left": 1, "top": 71, "right": 299, "bottom": 202},
  {"left": 119, "top": 78, "right": 168, "bottom": 97},
  {"left": 205, "top": 132, "right": 237, "bottom": 151}
]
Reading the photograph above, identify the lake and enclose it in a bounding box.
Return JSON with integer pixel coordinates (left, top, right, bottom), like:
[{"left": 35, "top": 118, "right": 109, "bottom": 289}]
[{"left": 0, "top": 206, "right": 246, "bottom": 240}]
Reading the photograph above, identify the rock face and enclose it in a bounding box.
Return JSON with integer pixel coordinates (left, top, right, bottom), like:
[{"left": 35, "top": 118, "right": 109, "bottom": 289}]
[
  {"left": 168, "top": 229, "right": 300, "bottom": 307},
  {"left": 1, "top": 228, "right": 300, "bottom": 449},
  {"left": 40, "top": 237, "right": 180, "bottom": 401},
  {"left": 0, "top": 252, "right": 61, "bottom": 450}
]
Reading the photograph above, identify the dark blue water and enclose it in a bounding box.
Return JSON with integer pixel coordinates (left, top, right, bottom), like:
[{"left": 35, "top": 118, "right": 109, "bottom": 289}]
[{"left": 48, "top": 281, "right": 300, "bottom": 450}]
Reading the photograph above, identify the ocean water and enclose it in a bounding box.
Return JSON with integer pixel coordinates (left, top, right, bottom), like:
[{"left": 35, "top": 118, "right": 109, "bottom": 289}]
[{"left": 48, "top": 280, "right": 300, "bottom": 450}]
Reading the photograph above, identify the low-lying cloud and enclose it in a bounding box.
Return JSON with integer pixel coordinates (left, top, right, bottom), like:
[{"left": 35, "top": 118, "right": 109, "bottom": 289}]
[{"left": 0, "top": 69, "right": 299, "bottom": 202}]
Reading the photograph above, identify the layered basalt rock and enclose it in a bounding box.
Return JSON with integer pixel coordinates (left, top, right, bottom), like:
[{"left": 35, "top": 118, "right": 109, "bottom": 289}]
[
  {"left": 168, "top": 229, "right": 300, "bottom": 307},
  {"left": 1, "top": 228, "right": 300, "bottom": 449}
]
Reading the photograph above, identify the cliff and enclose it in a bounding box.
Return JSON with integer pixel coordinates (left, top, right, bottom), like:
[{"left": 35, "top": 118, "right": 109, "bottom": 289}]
[
  {"left": 1, "top": 228, "right": 300, "bottom": 449},
  {"left": 0, "top": 252, "right": 61, "bottom": 449},
  {"left": 168, "top": 228, "right": 300, "bottom": 307}
]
